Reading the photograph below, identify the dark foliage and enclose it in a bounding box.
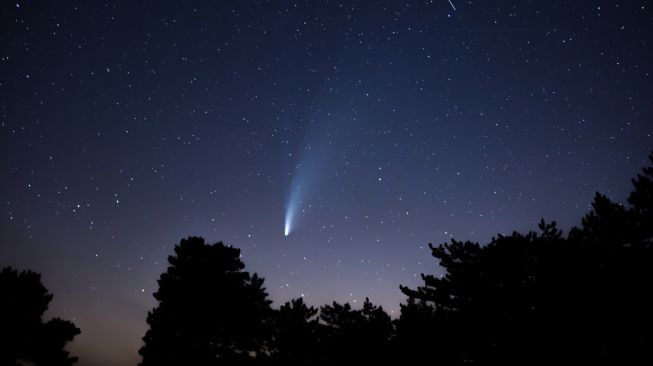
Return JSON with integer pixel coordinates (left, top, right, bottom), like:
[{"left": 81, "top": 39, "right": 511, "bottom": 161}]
[
  {"left": 138, "top": 236, "right": 395, "bottom": 366},
  {"left": 139, "top": 237, "right": 273, "bottom": 366},
  {"left": 398, "top": 152, "right": 653, "bottom": 364},
  {"left": 0, "top": 267, "right": 80, "bottom": 366},
  {"left": 318, "top": 298, "right": 394, "bottom": 365},
  {"left": 270, "top": 297, "right": 321, "bottom": 364}
]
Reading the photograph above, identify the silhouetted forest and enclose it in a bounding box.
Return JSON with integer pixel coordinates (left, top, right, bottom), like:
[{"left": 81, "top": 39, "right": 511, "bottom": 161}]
[{"left": 4, "top": 153, "right": 653, "bottom": 365}]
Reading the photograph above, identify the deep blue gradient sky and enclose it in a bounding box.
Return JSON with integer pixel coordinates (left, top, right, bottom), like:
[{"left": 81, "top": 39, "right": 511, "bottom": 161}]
[{"left": 1, "top": 1, "right": 652, "bottom": 365}]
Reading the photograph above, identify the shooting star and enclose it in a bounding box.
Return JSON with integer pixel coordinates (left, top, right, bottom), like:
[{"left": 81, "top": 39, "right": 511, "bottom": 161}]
[{"left": 448, "top": 0, "right": 456, "bottom": 11}]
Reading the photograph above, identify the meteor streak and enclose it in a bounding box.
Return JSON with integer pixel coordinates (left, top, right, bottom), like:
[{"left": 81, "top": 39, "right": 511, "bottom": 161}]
[{"left": 448, "top": 0, "right": 456, "bottom": 11}]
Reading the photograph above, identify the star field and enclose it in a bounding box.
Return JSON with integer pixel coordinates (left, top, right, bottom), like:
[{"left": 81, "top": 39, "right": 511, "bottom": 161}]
[{"left": 1, "top": 1, "right": 652, "bottom": 365}]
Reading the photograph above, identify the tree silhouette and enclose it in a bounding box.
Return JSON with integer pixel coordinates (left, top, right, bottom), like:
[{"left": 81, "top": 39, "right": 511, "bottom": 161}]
[
  {"left": 562, "top": 151, "right": 653, "bottom": 363},
  {"left": 398, "top": 152, "right": 653, "bottom": 364},
  {"left": 397, "top": 226, "right": 554, "bottom": 364},
  {"left": 319, "top": 298, "right": 393, "bottom": 365},
  {"left": 270, "top": 297, "right": 321, "bottom": 365},
  {"left": 139, "top": 237, "right": 273, "bottom": 366},
  {"left": 628, "top": 152, "right": 653, "bottom": 235},
  {"left": 0, "top": 267, "right": 80, "bottom": 366}
]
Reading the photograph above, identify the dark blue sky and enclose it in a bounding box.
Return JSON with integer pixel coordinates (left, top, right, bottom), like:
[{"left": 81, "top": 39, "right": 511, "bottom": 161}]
[{"left": 1, "top": 1, "right": 651, "bottom": 365}]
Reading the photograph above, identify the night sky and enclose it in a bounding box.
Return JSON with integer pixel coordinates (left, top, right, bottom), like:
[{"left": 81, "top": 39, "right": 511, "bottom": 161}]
[{"left": 1, "top": 1, "right": 652, "bottom": 365}]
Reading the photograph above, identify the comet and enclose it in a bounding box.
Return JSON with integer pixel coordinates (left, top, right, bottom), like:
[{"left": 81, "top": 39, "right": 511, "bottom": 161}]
[
  {"left": 284, "top": 205, "right": 294, "bottom": 236},
  {"left": 283, "top": 125, "right": 332, "bottom": 237},
  {"left": 284, "top": 183, "right": 301, "bottom": 237}
]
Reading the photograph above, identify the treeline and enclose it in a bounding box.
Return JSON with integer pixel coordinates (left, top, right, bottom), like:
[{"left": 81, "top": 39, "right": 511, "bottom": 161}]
[
  {"left": 139, "top": 152, "right": 653, "bottom": 365},
  {"left": 138, "top": 236, "right": 395, "bottom": 366},
  {"left": 2, "top": 152, "right": 652, "bottom": 365}
]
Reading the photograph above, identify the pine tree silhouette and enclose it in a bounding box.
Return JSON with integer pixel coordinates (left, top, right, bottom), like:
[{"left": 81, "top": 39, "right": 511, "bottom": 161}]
[
  {"left": 397, "top": 152, "right": 653, "bottom": 364},
  {"left": 0, "top": 267, "right": 80, "bottom": 366},
  {"left": 271, "top": 297, "right": 321, "bottom": 364},
  {"left": 319, "top": 298, "right": 393, "bottom": 365},
  {"left": 139, "top": 237, "right": 273, "bottom": 366}
]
